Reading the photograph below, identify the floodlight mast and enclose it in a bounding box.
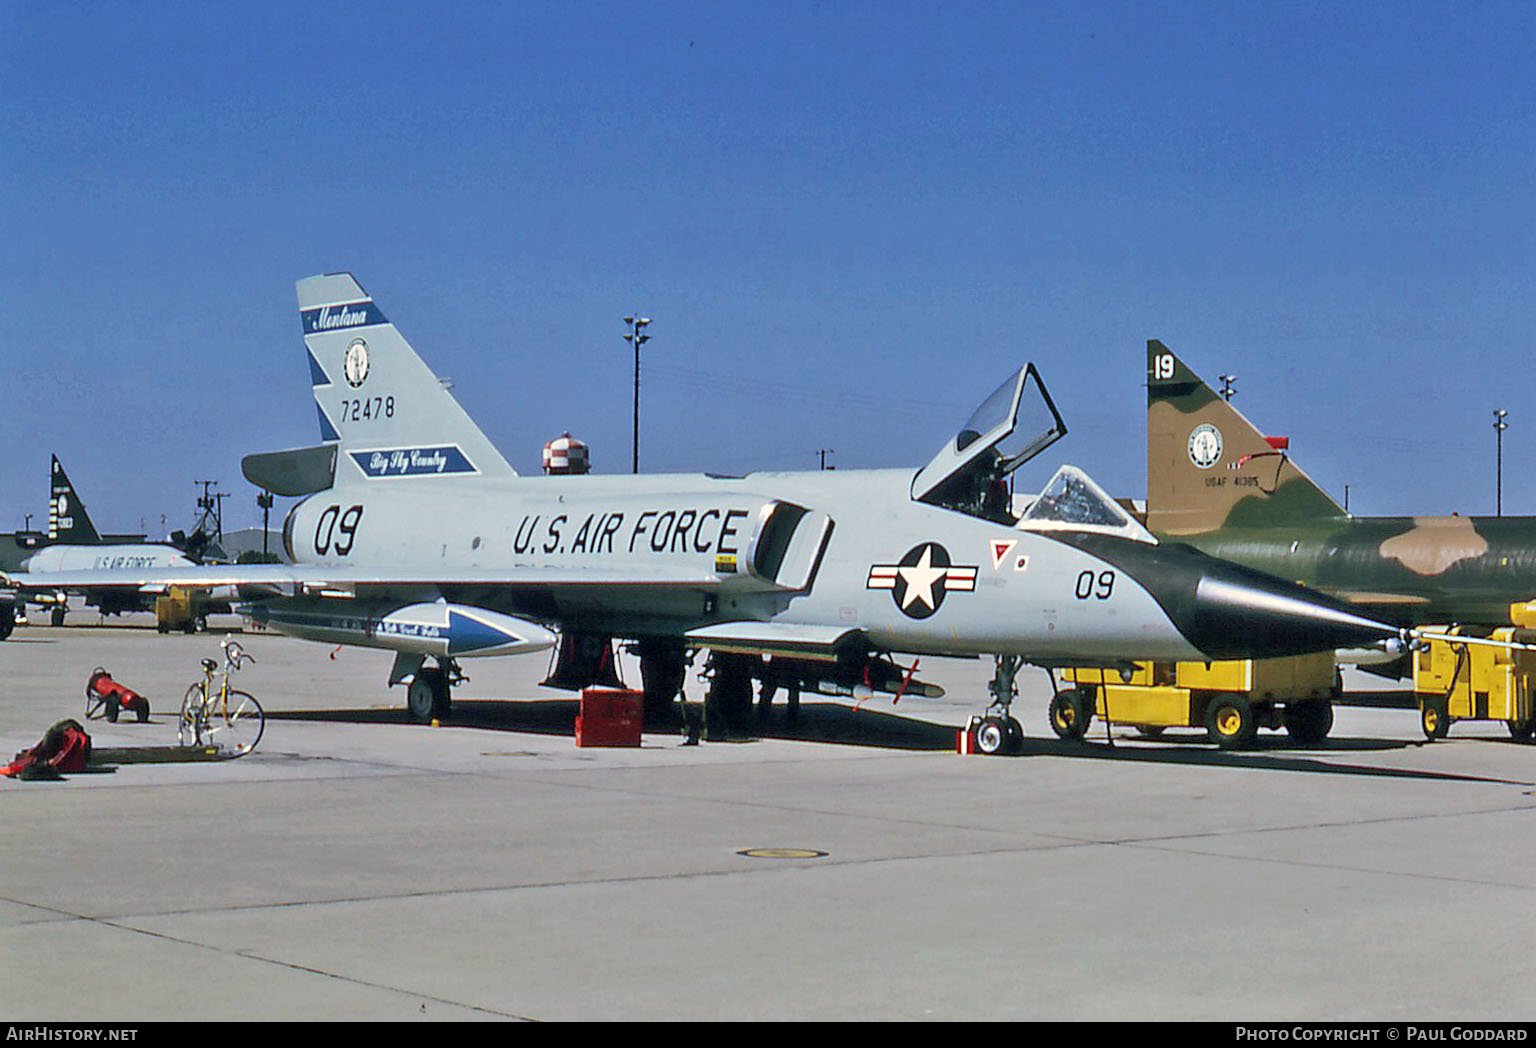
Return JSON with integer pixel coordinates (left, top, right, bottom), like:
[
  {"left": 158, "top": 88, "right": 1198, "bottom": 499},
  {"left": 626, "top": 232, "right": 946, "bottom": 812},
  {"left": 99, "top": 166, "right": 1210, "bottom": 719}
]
[
  {"left": 1495, "top": 409, "right": 1509, "bottom": 516},
  {"left": 623, "top": 315, "right": 652, "bottom": 474}
]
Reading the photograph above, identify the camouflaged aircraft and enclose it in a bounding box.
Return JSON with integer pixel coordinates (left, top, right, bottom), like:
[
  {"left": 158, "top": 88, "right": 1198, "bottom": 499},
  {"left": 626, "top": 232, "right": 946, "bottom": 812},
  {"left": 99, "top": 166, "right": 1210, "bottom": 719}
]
[
  {"left": 2, "top": 277, "right": 1423, "bottom": 752},
  {"left": 1147, "top": 340, "right": 1536, "bottom": 642}
]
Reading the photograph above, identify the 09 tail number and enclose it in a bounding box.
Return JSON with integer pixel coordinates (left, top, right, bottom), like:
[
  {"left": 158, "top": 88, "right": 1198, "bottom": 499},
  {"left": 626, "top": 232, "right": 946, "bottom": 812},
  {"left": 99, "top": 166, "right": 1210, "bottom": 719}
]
[{"left": 314, "top": 504, "right": 364, "bottom": 557}]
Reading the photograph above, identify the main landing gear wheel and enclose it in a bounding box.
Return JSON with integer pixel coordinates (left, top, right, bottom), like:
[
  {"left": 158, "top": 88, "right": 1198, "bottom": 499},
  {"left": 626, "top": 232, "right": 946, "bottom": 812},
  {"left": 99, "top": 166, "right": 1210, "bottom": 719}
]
[
  {"left": 703, "top": 653, "right": 756, "bottom": 741},
  {"left": 408, "top": 666, "right": 453, "bottom": 723},
  {"left": 1049, "top": 688, "right": 1093, "bottom": 741},
  {"left": 975, "top": 715, "right": 1023, "bottom": 755},
  {"left": 636, "top": 638, "right": 687, "bottom": 729}
]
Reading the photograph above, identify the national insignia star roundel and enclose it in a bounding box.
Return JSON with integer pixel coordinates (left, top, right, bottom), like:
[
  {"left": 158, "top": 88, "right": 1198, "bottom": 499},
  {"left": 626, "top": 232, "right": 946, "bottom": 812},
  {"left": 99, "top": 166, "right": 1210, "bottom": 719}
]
[{"left": 866, "top": 542, "right": 978, "bottom": 619}]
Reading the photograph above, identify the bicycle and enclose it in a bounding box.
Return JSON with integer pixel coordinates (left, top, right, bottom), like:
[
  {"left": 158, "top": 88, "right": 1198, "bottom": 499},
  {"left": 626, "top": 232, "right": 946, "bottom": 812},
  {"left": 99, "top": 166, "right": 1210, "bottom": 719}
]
[{"left": 179, "top": 639, "right": 265, "bottom": 756}]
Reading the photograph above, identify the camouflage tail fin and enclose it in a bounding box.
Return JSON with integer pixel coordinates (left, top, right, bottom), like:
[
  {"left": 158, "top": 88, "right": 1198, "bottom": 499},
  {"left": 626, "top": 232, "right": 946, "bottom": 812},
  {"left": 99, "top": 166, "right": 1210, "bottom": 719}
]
[
  {"left": 48, "top": 456, "right": 101, "bottom": 543},
  {"left": 1146, "top": 340, "right": 1343, "bottom": 536}
]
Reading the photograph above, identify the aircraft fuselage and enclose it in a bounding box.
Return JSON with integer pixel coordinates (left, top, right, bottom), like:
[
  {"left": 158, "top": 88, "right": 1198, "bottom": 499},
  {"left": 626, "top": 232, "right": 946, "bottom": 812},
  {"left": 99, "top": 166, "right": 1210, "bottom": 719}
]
[
  {"left": 280, "top": 466, "right": 1396, "bottom": 665},
  {"left": 1180, "top": 514, "right": 1536, "bottom": 626}
]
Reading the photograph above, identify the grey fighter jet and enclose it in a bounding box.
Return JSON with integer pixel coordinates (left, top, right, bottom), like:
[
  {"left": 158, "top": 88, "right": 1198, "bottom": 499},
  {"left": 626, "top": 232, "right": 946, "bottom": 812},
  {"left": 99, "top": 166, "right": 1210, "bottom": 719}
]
[
  {"left": 4, "top": 456, "right": 227, "bottom": 627},
  {"left": 4, "top": 274, "right": 1416, "bottom": 752}
]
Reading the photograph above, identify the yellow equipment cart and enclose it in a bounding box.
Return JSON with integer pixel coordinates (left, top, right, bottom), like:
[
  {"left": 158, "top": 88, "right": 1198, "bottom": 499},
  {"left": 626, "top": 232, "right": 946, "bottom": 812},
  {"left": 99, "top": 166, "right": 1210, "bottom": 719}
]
[
  {"left": 155, "top": 586, "right": 207, "bottom": 634},
  {"left": 1412, "top": 626, "right": 1536, "bottom": 741},
  {"left": 1057, "top": 652, "right": 1338, "bottom": 749}
]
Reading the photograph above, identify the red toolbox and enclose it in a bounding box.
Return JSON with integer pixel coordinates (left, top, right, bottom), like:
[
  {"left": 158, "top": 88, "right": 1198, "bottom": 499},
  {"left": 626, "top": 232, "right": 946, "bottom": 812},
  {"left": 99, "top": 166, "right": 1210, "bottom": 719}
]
[{"left": 575, "top": 688, "right": 643, "bottom": 747}]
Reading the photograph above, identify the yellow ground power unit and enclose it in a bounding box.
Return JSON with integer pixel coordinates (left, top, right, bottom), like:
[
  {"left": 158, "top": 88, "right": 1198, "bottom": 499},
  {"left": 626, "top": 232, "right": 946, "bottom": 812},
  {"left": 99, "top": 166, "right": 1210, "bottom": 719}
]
[
  {"left": 1412, "top": 624, "right": 1536, "bottom": 741},
  {"left": 1057, "top": 652, "right": 1338, "bottom": 749},
  {"left": 155, "top": 587, "right": 205, "bottom": 634}
]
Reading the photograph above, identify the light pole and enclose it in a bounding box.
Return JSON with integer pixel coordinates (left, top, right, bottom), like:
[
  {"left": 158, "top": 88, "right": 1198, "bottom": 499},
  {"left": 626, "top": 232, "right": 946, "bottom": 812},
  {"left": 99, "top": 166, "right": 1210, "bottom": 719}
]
[
  {"left": 623, "top": 315, "right": 651, "bottom": 474},
  {"left": 257, "top": 490, "right": 274, "bottom": 558},
  {"left": 1219, "top": 374, "right": 1237, "bottom": 402},
  {"left": 1494, "top": 409, "right": 1508, "bottom": 516}
]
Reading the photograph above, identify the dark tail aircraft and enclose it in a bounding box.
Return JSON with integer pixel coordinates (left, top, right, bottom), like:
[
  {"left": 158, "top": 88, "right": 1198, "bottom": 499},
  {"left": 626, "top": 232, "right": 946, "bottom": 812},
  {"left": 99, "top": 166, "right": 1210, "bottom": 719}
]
[{"left": 12, "top": 456, "right": 229, "bottom": 624}]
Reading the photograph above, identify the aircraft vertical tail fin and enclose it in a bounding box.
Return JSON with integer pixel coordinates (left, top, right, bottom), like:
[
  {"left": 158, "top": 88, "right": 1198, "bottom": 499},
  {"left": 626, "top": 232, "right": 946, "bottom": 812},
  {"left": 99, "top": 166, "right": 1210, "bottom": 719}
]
[
  {"left": 49, "top": 456, "right": 101, "bottom": 542},
  {"left": 298, "top": 274, "right": 516, "bottom": 484},
  {"left": 1146, "top": 340, "right": 1343, "bottom": 536}
]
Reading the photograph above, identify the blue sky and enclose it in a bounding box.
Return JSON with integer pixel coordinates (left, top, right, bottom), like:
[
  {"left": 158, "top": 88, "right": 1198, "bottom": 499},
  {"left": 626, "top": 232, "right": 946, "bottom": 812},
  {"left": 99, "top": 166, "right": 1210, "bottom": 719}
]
[{"left": 2, "top": 1, "right": 1533, "bottom": 536}]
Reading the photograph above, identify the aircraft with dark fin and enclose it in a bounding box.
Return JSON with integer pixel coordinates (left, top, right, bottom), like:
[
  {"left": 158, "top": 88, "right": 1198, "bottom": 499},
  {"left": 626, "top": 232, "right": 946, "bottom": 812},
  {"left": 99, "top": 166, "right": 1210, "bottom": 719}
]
[{"left": 8, "top": 455, "right": 232, "bottom": 625}]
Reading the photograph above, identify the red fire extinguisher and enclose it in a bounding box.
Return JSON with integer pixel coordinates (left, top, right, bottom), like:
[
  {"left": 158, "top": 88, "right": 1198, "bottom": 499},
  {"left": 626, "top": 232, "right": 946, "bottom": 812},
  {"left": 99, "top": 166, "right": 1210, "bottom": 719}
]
[{"left": 85, "top": 668, "right": 150, "bottom": 723}]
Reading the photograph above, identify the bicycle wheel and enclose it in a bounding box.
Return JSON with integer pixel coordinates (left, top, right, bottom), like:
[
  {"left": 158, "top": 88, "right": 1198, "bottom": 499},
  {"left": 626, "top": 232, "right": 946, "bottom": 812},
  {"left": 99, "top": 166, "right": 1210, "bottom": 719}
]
[
  {"left": 205, "top": 689, "right": 265, "bottom": 756},
  {"left": 179, "top": 681, "right": 208, "bottom": 747}
]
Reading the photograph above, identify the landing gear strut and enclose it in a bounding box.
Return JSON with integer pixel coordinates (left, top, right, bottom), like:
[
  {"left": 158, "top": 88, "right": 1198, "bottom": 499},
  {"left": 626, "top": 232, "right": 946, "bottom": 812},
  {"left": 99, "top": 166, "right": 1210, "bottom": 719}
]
[
  {"left": 636, "top": 638, "right": 687, "bottom": 729},
  {"left": 703, "top": 653, "right": 756, "bottom": 741},
  {"left": 973, "top": 654, "right": 1024, "bottom": 755}
]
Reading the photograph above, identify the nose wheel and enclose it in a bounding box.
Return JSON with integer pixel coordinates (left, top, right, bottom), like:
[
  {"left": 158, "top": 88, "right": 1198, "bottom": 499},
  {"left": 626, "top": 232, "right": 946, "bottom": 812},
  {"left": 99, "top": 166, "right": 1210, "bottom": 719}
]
[
  {"left": 970, "top": 654, "right": 1025, "bottom": 755},
  {"left": 974, "top": 713, "right": 1024, "bottom": 755}
]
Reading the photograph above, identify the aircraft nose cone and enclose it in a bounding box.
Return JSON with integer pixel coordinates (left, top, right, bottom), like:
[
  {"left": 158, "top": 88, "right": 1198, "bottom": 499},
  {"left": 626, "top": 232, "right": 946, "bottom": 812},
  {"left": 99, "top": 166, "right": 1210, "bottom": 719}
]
[
  {"left": 1045, "top": 533, "right": 1402, "bottom": 660},
  {"left": 1183, "top": 569, "right": 1401, "bottom": 660}
]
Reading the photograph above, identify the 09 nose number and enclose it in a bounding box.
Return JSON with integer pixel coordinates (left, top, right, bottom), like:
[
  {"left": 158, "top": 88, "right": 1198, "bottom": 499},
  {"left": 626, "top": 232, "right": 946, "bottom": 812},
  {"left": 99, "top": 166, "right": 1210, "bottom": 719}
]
[{"left": 1075, "top": 570, "right": 1115, "bottom": 600}]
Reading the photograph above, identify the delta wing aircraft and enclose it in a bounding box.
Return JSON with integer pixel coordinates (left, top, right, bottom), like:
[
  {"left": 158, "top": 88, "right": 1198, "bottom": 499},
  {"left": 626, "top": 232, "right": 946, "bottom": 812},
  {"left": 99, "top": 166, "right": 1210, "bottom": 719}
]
[
  {"left": 4, "top": 276, "right": 1420, "bottom": 752},
  {"left": 5, "top": 456, "right": 226, "bottom": 625},
  {"left": 1147, "top": 340, "right": 1536, "bottom": 640}
]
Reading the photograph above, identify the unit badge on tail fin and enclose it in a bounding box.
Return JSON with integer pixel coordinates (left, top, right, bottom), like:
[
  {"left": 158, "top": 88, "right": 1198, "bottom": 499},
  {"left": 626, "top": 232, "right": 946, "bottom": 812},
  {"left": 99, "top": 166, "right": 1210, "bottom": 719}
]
[
  {"left": 296, "top": 273, "right": 516, "bottom": 484},
  {"left": 1146, "top": 339, "right": 1342, "bottom": 536}
]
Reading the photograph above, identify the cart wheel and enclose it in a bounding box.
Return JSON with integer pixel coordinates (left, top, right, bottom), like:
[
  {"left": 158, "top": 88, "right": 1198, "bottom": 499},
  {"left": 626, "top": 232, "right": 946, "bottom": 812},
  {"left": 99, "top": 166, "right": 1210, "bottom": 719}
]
[
  {"left": 1284, "top": 699, "right": 1334, "bottom": 745},
  {"left": 1206, "top": 695, "right": 1257, "bottom": 749},
  {"left": 1049, "top": 688, "right": 1092, "bottom": 740},
  {"left": 1421, "top": 699, "right": 1450, "bottom": 741}
]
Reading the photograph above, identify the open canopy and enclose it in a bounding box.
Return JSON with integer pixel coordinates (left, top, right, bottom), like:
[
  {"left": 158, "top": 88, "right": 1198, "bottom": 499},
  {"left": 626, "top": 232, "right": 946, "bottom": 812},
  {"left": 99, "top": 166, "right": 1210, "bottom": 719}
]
[{"left": 911, "top": 363, "right": 1067, "bottom": 518}]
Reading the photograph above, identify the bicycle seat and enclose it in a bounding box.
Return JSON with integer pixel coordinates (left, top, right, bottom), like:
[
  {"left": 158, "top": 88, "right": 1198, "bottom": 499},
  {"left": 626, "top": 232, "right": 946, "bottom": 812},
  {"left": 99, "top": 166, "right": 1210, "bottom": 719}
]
[{"left": 201, "top": 658, "right": 218, "bottom": 672}]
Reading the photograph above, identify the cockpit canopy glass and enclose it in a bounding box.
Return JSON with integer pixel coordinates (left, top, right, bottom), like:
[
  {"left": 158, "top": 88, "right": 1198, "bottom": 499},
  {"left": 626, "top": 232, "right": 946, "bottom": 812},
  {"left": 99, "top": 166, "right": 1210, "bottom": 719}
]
[
  {"left": 956, "top": 375, "right": 1019, "bottom": 453},
  {"left": 1016, "top": 465, "right": 1156, "bottom": 543}
]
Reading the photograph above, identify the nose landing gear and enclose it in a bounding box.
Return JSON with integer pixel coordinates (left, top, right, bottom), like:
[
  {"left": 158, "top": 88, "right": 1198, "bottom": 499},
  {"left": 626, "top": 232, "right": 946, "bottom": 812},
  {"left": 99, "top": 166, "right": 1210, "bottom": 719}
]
[{"left": 971, "top": 654, "right": 1024, "bottom": 755}]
